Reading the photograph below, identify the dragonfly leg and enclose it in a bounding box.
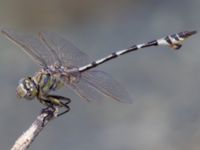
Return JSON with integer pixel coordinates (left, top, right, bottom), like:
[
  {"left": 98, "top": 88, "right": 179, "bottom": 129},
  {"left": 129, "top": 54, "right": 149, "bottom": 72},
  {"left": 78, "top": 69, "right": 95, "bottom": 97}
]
[
  {"left": 57, "top": 101, "right": 71, "bottom": 117},
  {"left": 41, "top": 104, "right": 55, "bottom": 115},
  {"left": 47, "top": 95, "right": 71, "bottom": 104},
  {"left": 41, "top": 104, "right": 56, "bottom": 127},
  {"left": 46, "top": 95, "right": 71, "bottom": 117}
]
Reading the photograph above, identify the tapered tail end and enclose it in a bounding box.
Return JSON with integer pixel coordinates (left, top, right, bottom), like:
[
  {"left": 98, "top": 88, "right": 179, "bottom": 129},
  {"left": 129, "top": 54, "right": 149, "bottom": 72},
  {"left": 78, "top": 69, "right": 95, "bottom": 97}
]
[
  {"left": 178, "top": 30, "right": 197, "bottom": 39},
  {"left": 169, "top": 30, "right": 197, "bottom": 50}
]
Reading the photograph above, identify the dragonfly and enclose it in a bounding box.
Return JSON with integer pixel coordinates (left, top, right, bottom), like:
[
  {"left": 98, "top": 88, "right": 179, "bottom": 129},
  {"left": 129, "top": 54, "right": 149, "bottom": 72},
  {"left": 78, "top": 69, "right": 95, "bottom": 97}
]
[{"left": 1, "top": 28, "right": 196, "bottom": 116}]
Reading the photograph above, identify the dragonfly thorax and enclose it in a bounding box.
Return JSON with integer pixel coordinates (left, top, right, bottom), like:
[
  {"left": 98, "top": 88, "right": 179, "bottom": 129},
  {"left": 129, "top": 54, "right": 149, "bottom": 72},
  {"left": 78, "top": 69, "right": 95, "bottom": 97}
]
[
  {"left": 16, "top": 77, "right": 38, "bottom": 100},
  {"left": 33, "top": 69, "right": 65, "bottom": 94}
]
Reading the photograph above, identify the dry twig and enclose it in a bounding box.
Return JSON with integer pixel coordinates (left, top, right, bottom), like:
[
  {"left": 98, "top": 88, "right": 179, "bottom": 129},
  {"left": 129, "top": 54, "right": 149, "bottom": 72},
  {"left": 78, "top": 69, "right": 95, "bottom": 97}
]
[{"left": 11, "top": 108, "right": 56, "bottom": 150}]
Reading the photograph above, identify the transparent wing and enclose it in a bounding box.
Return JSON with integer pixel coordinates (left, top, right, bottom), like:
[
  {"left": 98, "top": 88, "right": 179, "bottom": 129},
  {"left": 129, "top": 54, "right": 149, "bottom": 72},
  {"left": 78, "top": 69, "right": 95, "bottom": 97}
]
[
  {"left": 2, "top": 28, "right": 132, "bottom": 103},
  {"left": 72, "top": 70, "right": 132, "bottom": 103},
  {"left": 40, "top": 32, "right": 132, "bottom": 103},
  {"left": 1, "top": 28, "right": 55, "bottom": 67},
  {"left": 1, "top": 28, "right": 91, "bottom": 67},
  {"left": 38, "top": 32, "right": 91, "bottom": 67},
  {"left": 70, "top": 78, "right": 106, "bottom": 103}
]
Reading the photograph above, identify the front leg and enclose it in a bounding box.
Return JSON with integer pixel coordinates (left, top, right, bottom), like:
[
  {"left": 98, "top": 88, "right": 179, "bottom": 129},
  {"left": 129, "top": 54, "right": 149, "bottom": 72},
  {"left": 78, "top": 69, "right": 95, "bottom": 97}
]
[
  {"left": 46, "top": 95, "right": 71, "bottom": 105},
  {"left": 46, "top": 95, "right": 71, "bottom": 117},
  {"left": 41, "top": 106, "right": 58, "bottom": 127}
]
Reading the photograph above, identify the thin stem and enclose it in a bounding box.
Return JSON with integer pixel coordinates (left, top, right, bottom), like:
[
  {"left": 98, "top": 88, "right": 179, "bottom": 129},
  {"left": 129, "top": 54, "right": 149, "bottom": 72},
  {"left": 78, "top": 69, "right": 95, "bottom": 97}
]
[{"left": 10, "top": 108, "right": 56, "bottom": 150}]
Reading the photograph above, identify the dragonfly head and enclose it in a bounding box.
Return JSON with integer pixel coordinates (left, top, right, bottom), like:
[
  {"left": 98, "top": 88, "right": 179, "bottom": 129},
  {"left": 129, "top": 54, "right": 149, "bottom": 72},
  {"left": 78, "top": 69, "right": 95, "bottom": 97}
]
[{"left": 16, "top": 77, "right": 38, "bottom": 100}]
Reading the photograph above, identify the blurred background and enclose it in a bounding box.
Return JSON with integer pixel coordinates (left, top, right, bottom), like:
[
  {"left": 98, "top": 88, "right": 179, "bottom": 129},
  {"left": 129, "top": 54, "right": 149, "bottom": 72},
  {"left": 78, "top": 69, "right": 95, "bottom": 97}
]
[{"left": 0, "top": 0, "right": 199, "bottom": 150}]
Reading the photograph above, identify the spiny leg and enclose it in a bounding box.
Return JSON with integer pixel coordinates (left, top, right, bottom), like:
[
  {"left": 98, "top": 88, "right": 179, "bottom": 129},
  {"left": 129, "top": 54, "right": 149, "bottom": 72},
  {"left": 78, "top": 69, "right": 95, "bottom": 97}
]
[
  {"left": 46, "top": 95, "right": 71, "bottom": 117},
  {"left": 47, "top": 95, "right": 71, "bottom": 104},
  {"left": 57, "top": 101, "right": 71, "bottom": 117},
  {"left": 40, "top": 102, "right": 57, "bottom": 127}
]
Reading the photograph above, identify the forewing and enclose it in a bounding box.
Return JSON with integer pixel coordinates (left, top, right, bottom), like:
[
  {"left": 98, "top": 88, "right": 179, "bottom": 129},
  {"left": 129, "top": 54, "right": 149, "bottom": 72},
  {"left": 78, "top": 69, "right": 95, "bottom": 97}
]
[
  {"left": 75, "top": 70, "right": 133, "bottom": 103},
  {"left": 2, "top": 29, "right": 132, "bottom": 103},
  {"left": 38, "top": 32, "right": 91, "bottom": 67},
  {"left": 1, "top": 28, "right": 56, "bottom": 67}
]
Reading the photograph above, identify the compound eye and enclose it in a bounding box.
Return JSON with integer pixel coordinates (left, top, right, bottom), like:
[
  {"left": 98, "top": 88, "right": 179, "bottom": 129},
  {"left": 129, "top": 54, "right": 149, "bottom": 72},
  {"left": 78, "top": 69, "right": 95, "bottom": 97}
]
[
  {"left": 16, "top": 83, "right": 27, "bottom": 98},
  {"left": 25, "top": 80, "right": 32, "bottom": 89},
  {"left": 17, "top": 77, "right": 37, "bottom": 100}
]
